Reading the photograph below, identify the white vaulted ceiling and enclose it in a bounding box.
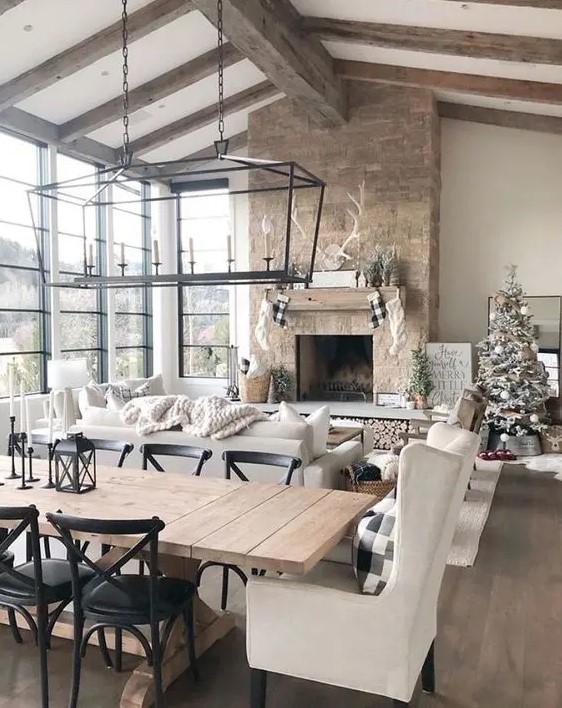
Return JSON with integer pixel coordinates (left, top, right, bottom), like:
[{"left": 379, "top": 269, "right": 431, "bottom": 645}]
[{"left": 0, "top": 0, "right": 561, "bottom": 167}]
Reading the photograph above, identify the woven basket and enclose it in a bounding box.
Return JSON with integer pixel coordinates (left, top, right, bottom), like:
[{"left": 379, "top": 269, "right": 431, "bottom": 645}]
[
  {"left": 239, "top": 371, "right": 271, "bottom": 403},
  {"left": 344, "top": 470, "right": 395, "bottom": 500}
]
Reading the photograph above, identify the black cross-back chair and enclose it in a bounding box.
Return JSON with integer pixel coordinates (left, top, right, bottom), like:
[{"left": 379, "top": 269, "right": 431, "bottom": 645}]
[
  {"left": 140, "top": 443, "right": 212, "bottom": 475},
  {"left": 88, "top": 438, "right": 135, "bottom": 468},
  {"left": 0, "top": 505, "right": 96, "bottom": 708},
  {"left": 196, "top": 451, "right": 302, "bottom": 611},
  {"left": 46, "top": 512, "right": 199, "bottom": 708}
]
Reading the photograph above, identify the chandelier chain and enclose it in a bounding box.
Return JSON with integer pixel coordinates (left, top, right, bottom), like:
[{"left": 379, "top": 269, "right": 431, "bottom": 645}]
[
  {"left": 120, "top": 0, "right": 132, "bottom": 167},
  {"left": 217, "top": 0, "right": 225, "bottom": 142}
]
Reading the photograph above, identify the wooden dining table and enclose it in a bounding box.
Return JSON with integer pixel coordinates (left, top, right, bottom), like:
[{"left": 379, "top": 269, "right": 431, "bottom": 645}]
[{"left": 0, "top": 455, "right": 374, "bottom": 707}]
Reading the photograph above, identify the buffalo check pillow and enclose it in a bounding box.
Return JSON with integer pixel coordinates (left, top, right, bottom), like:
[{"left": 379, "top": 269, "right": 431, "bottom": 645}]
[{"left": 352, "top": 489, "right": 397, "bottom": 594}]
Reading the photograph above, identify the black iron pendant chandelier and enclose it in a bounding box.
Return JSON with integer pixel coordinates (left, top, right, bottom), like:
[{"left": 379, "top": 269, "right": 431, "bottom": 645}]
[{"left": 29, "top": 0, "right": 325, "bottom": 289}]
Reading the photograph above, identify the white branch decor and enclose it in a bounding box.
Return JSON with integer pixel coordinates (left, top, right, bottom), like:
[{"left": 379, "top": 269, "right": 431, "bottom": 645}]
[{"left": 321, "top": 181, "right": 365, "bottom": 271}]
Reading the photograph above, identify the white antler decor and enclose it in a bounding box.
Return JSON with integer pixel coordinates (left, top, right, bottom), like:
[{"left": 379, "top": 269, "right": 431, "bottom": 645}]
[
  {"left": 321, "top": 181, "right": 365, "bottom": 271},
  {"left": 290, "top": 198, "right": 308, "bottom": 241}
]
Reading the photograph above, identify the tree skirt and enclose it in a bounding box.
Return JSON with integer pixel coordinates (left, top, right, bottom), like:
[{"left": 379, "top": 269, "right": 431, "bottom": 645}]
[{"left": 447, "top": 460, "right": 502, "bottom": 567}]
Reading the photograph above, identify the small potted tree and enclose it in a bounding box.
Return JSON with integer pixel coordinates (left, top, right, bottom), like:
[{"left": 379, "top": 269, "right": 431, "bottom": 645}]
[
  {"left": 408, "top": 344, "right": 434, "bottom": 410},
  {"left": 270, "top": 365, "right": 293, "bottom": 403}
]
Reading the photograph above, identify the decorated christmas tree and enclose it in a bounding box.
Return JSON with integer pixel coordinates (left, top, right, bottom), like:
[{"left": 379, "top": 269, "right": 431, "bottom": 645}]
[{"left": 477, "top": 266, "right": 550, "bottom": 436}]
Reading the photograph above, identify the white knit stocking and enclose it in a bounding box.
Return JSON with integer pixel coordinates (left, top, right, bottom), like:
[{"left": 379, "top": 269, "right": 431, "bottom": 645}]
[
  {"left": 255, "top": 295, "right": 273, "bottom": 350},
  {"left": 386, "top": 289, "right": 407, "bottom": 356}
]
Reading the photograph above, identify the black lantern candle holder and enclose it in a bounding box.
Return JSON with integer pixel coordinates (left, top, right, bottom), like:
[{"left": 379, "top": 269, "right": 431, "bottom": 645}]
[{"left": 54, "top": 433, "right": 96, "bottom": 494}]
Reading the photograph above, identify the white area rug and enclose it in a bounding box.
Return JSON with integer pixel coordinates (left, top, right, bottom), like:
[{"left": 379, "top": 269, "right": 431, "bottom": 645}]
[
  {"left": 514, "top": 454, "right": 562, "bottom": 481},
  {"left": 447, "top": 461, "right": 502, "bottom": 567}
]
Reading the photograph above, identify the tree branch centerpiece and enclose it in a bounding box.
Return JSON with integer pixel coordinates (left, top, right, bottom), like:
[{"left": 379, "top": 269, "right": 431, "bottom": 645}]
[{"left": 407, "top": 344, "right": 434, "bottom": 409}]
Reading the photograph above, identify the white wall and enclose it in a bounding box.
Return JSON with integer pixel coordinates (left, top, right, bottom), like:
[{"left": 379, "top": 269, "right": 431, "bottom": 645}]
[{"left": 439, "top": 118, "right": 562, "bottom": 346}]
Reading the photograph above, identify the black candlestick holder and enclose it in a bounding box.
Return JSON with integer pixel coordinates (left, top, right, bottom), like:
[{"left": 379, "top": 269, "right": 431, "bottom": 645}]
[
  {"left": 6, "top": 416, "right": 21, "bottom": 479},
  {"left": 189, "top": 261, "right": 195, "bottom": 275},
  {"left": 263, "top": 256, "right": 274, "bottom": 272},
  {"left": 16, "top": 433, "right": 31, "bottom": 490},
  {"left": 153, "top": 261, "right": 161, "bottom": 275},
  {"left": 42, "top": 442, "right": 56, "bottom": 489},
  {"left": 27, "top": 446, "right": 39, "bottom": 483},
  {"left": 86, "top": 264, "right": 95, "bottom": 277},
  {"left": 227, "top": 258, "right": 234, "bottom": 273},
  {"left": 118, "top": 262, "right": 127, "bottom": 277}
]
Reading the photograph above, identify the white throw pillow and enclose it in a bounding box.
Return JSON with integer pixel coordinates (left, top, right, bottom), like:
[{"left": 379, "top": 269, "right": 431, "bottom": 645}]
[
  {"left": 278, "top": 402, "right": 330, "bottom": 460},
  {"left": 123, "top": 374, "right": 165, "bottom": 396},
  {"left": 78, "top": 381, "right": 108, "bottom": 415}
]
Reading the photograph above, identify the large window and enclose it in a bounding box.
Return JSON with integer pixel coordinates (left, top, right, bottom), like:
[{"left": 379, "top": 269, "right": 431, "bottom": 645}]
[
  {"left": 112, "top": 180, "right": 152, "bottom": 379},
  {"left": 177, "top": 187, "right": 230, "bottom": 378},
  {"left": 57, "top": 154, "right": 107, "bottom": 381},
  {"left": 0, "top": 131, "right": 49, "bottom": 395}
]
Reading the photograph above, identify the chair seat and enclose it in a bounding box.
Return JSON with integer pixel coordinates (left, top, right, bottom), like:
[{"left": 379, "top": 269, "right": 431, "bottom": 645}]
[
  {"left": 0, "top": 559, "right": 95, "bottom": 604},
  {"left": 83, "top": 575, "right": 195, "bottom": 623}
]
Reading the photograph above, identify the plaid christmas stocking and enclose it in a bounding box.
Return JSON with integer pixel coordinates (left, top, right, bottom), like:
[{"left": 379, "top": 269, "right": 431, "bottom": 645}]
[
  {"left": 272, "top": 292, "right": 290, "bottom": 328},
  {"left": 368, "top": 290, "right": 387, "bottom": 330}
]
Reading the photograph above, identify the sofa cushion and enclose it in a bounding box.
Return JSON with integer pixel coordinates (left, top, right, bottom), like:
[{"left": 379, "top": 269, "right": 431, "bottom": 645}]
[
  {"left": 239, "top": 421, "right": 313, "bottom": 463},
  {"left": 277, "top": 402, "right": 330, "bottom": 460},
  {"left": 81, "top": 407, "right": 125, "bottom": 428},
  {"left": 352, "top": 489, "right": 397, "bottom": 595}
]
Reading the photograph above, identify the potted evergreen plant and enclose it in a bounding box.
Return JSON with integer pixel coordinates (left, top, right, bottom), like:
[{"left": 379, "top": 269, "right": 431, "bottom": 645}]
[
  {"left": 407, "top": 344, "right": 434, "bottom": 409},
  {"left": 270, "top": 365, "right": 292, "bottom": 403}
]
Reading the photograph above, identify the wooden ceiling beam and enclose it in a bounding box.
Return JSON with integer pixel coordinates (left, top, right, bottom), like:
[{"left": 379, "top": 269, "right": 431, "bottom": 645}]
[
  {"left": 130, "top": 81, "right": 278, "bottom": 156},
  {"left": 0, "top": 1, "right": 25, "bottom": 17},
  {"left": 190, "top": 0, "right": 346, "bottom": 126},
  {"left": 444, "top": 1, "right": 562, "bottom": 8},
  {"left": 0, "top": 0, "right": 194, "bottom": 112},
  {"left": 304, "top": 17, "right": 562, "bottom": 65},
  {"left": 0, "top": 107, "right": 159, "bottom": 180},
  {"left": 438, "top": 101, "right": 562, "bottom": 135},
  {"left": 59, "top": 44, "right": 243, "bottom": 142},
  {"left": 337, "top": 60, "right": 562, "bottom": 105},
  {"left": 182, "top": 130, "right": 248, "bottom": 163}
]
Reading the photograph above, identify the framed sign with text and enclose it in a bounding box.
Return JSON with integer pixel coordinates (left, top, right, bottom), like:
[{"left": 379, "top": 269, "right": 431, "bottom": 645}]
[{"left": 425, "top": 343, "right": 473, "bottom": 408}]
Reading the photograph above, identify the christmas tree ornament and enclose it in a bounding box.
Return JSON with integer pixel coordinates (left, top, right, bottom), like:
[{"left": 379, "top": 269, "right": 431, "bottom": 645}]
[
  {"left": 530, "top": 413, "right": 540, "bottom": 424},
  {"left": 500, "top": 390, "right": 510, "bottom": 401},
  {"left": 500, "top": 433, "right": 510, "bottom": 443},
  {"left": 520, "top": 305, "right": 529, "bottom": 315},
  {"left": 494, "top": 345, "right": 504, "bottom": 354},
  {"left": 530, "top": 342, "right": 539, "bottom": 352},
  {"left": 489, "top": 312, "right": 496, "bottom": 321}
]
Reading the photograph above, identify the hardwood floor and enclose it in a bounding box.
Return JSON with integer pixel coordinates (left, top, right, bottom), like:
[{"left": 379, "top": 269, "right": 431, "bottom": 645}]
[{"left": 0, "top": 465, "right": 560, "bottom": 707}]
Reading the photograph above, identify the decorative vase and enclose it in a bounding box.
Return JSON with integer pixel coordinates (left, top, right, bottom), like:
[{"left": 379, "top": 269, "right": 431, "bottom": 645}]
[
  {"left": 414, "top": 394, "right": 428, "bottom": 410},
  {"left": 405, "top": 400, "right": 416, "bottom": 410}
]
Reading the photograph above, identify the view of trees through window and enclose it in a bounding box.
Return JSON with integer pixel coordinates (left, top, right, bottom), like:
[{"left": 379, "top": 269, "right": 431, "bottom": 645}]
[
  {"left": 0, "top": 130, "right": 153, "bottom": 397},
  {"left": 0, "top": 131, "right": 47, "bottom": 395},
  {"left": 178, "top": 188, "right": 231, "bottom": 378},
  {"left": 112, "top": 180, "right": 152, "bottom": 379}
]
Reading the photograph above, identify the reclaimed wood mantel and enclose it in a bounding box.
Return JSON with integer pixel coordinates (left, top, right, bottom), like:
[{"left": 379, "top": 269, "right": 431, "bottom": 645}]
[{"left": 266, "top": 287, "right": 405, "bottom": 312}]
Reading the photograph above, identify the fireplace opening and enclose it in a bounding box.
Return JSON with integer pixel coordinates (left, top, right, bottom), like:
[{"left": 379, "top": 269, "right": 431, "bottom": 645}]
[{"left": 296, "top": 334, "right": 373, "bottom": 402}]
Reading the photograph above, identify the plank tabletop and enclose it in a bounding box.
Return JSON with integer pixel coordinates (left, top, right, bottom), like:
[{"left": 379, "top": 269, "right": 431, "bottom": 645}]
[{"left": 0, "top": 456, "right": 374, "bottom": 575}]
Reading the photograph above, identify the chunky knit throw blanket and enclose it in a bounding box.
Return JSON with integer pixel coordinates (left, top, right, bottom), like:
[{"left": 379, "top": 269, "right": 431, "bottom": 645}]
[{"left": 121, "top": 394, "right": 267, "bottom": 439}]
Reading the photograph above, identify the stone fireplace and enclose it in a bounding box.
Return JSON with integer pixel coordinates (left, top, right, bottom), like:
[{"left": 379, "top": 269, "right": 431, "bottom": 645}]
[
  {"left": 297, "top": 334, "right": 373, "bottom": 402},
  {"left": 247, "top": 82, "right": 441, "bottom": 400}
]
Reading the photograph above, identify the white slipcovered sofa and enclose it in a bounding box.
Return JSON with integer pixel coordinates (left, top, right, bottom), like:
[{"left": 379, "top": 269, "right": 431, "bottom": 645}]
[
  {"left": 246, "top": 423, "right": 480, "bottom": 705},
  {"left": 35, "top": 414, "right": 363, "bottom": 489}
]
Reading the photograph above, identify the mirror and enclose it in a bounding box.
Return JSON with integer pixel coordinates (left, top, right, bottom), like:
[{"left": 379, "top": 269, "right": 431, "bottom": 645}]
[{"left": 488, "top": 295, "right": 561, "bottom": 398}]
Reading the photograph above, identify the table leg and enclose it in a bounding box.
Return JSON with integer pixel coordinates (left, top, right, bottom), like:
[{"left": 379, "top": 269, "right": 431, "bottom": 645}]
[{"left": 119, "top": 554, "right": 235, "bottom": 708}]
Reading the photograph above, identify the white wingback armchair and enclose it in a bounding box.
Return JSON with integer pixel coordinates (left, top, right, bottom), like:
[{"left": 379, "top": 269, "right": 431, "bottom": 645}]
[{"left": 246, "top": 423, "right": 479, "bottom": 707}]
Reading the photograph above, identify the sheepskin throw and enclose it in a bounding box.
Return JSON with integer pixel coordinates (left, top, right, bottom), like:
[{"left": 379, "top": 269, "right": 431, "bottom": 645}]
[{"left": 121, "top": 394, "right": 267, "bottom": 438}]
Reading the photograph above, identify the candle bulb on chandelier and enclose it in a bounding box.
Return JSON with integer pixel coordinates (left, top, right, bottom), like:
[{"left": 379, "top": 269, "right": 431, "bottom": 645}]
[
  {"left": 86, "top": 241, "right": 94, "bottom": 267},
  {"left": 153, "top": 238, "right": 160, "bottom": 264},
  {"left": 226, "top": 234, "right": 232, "bottom": 262},
  {"left": 120, "top": 241, "right": 126, "bottom": 264},
  {"left": 188, "top": 237, "right": 194, "bottom": 263}
]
